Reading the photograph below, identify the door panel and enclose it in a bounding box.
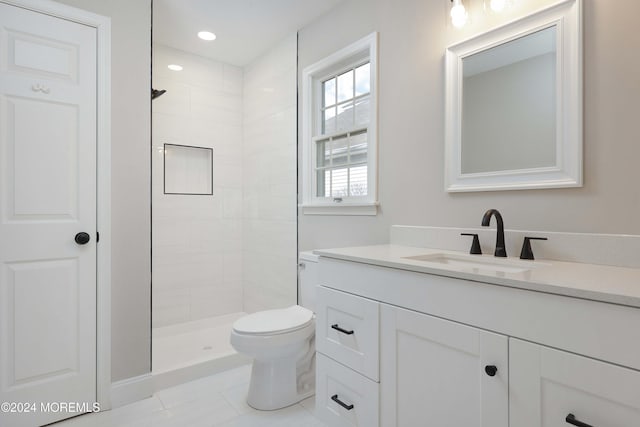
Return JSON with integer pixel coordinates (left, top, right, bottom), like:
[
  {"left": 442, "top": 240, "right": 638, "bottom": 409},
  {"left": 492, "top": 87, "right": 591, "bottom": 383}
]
[
  {"left": 9, "top": 33, "right": 79, "bottom": 81},
  {"left": 380, "top": 304, "right": 508, "bottom": 427},
  {"left": 0, "top": 2, "right": 98, "bottom": 426},
  {"left": 9, "top": 259, "right": 79, "bottom": 384},
  {"left": 510, "top": 338, "right": 640, "bottom": 427},
  {"left": 7, "top": 95, "right": 79, "bottom": 218}
]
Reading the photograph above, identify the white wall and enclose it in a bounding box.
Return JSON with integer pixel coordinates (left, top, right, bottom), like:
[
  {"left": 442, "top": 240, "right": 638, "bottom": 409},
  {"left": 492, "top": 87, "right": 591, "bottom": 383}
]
[
  {"left": 152, "top": 45, "right": 244, "bottom": 327},
  {"left": 54, "top": 0, "right": 151, "bottom": 382},
  {"left": 242, "top": 34, "right": 298, "bottom": 313},
  {"left": 298, "top": 0, "right": 640, "bottom": 252}
]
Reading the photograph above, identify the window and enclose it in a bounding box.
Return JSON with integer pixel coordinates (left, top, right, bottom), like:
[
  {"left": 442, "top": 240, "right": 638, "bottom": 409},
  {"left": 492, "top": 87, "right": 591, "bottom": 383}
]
[{"left": 302, "top": 33, "right": 378, "bottom": 215}]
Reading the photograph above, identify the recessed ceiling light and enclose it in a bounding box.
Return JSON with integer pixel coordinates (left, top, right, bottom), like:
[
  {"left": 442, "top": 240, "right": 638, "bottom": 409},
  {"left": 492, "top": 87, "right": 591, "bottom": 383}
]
[
  {"left": 167, "top": 64, "right": 183, "bottom": 71},
  {"left": 198, "top": 31, "right": 217, "bottom": 41}
]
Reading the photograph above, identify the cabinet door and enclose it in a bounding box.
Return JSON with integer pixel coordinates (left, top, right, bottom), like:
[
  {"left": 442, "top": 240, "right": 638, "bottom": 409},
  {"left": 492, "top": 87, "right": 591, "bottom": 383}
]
[
  {"left": 380, "top": 305, "right": 508, "bottom": 427},
  {"left": 510, "top": 339, "right": 640, "bottom": 427}
]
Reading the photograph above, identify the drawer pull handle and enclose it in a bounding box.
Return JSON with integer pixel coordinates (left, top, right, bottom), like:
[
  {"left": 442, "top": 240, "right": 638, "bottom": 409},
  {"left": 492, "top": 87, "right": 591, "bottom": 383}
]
[
  {"left": 566, "top": 414, "right": 594, "bottom": 427},
  {"left": 331, "top": 394, "right": 354, "bottom": 410},
  {"left": 331, "top": 324, "right": 354, "bottom": 335}
]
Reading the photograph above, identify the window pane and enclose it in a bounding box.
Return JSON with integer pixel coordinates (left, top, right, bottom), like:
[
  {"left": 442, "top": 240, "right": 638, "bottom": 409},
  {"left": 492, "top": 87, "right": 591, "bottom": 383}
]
[
  {"left": 332, "top": 168, "right": 348, "bottom": 197},
  {"left": 316, "top": 139, "right": 330, "bottom": 168},
  {"left": 331, "top": 135, "right": 349, "bottom": 166},
  {"left": 316, "top": 169, "right": 326, "bottom": 197},
  {"left": 349, "top": 131, "right": 368, "bottom": 164},
  {"left": 354, "top": 96, "right": 370, "bottom": 127},
  {"left": 323, "top": 78, "right": 336, "bottom": 107},
  {"left": 355, "top": 63, "right": 370, "bottom": 96},
  {"left": 336, "top": 102, "right": 354, "bottom": 132},
  {"left": 325, "top": 170, "right": 330, "bottom": 197},
  {"left": 337, "top": 70, "right": 354, "bottom": 103},
  {"left": 349, "top": 165, "right": 368, "bottom": 196},
  {"left": 322, "top": 107, "right": 336, "bottom": 134}
]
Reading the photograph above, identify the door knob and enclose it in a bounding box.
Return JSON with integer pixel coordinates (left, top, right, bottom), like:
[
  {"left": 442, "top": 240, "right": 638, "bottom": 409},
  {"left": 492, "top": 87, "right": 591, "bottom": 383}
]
[{"left": 75, "top": 232, "right": 91, "bottom": 245}]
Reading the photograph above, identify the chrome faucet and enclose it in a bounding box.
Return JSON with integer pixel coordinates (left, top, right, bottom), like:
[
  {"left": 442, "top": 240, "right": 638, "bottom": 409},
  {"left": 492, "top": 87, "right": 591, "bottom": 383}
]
[{"left": 481, "top": 209, "right": 507, "bottom": 257}]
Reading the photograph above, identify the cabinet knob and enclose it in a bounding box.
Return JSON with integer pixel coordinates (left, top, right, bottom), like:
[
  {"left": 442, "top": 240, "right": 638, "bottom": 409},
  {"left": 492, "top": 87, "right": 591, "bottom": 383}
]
[{"left": 484, "top": 365, "right": 498, "bottom": 377}]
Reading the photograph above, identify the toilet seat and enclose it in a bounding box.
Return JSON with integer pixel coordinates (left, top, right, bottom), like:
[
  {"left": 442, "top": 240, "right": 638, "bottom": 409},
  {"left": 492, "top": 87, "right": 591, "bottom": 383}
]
[{"left": 233, "top": 305, "right": 313, "bottom": 336}]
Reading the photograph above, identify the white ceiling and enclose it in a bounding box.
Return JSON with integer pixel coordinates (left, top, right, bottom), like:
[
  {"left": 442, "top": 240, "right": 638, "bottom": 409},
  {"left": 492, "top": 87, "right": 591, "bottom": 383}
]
[{"left": 153, "top": 0, "right": 345, "bottom": 67}]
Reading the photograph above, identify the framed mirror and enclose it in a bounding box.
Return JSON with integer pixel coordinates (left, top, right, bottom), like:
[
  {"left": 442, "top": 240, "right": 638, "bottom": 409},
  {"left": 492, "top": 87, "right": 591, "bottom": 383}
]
[{"left": 445, "top": 0, "right": 582, "bottom": 192}]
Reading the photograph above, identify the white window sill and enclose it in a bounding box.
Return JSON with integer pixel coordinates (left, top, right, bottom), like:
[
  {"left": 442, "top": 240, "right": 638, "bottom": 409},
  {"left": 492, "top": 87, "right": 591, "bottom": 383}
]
[{"left": 299, "top": 202, "right": 379, "bottom": 216}]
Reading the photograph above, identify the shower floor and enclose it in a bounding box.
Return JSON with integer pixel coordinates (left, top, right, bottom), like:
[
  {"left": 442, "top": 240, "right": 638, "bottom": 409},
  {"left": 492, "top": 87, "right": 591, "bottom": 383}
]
[{"left": 152, "top": 312, "right": 250, "bottom": 390}]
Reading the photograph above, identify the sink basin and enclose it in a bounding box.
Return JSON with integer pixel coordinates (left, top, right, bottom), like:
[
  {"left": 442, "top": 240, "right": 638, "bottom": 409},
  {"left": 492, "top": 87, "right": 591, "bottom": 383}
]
[{"left": 403, "top": 253, "right": 539, "bottom": 274}]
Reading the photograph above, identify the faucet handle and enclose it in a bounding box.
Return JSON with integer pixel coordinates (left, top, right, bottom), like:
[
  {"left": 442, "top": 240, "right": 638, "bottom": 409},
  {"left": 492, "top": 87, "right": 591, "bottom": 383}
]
[
  {"left": 520, "top": 237, "right": 548, "bottom": 260},
  {"left": 461, "top": 233, "right": 482, "bottom": 255}
]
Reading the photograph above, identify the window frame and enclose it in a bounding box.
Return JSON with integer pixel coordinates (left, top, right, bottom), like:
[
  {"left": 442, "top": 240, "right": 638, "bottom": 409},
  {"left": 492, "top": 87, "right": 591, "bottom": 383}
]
[{"left": 301, "top": 32, "right": 379, "bottom": 216}]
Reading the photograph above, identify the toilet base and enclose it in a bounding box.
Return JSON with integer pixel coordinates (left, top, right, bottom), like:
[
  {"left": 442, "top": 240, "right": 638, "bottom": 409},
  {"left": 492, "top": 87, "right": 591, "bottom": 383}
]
[
  {"left": 245, "top": 339, "right": 316, "bottom": 410},
  {"left": 247, "top": 362, "right": 314, "bottom": 410}
]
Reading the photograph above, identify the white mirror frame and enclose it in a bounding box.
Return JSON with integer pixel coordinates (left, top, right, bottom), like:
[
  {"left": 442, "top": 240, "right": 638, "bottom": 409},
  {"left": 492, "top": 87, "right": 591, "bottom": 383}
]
[{"left": 445, "top": 0, "right": 582, "bottom": 192}]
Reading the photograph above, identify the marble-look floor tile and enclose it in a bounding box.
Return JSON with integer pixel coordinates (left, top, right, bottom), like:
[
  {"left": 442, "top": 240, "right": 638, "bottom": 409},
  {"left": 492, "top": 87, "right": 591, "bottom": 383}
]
[{"left": 54, "top": 365, "right": 325, "bottom": 427}]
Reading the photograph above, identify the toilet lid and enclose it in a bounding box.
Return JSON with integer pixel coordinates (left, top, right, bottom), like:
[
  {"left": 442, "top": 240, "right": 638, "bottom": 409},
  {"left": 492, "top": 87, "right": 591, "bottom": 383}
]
[{"left": 233, "top": 306, "right": 314, "bottom": 335}]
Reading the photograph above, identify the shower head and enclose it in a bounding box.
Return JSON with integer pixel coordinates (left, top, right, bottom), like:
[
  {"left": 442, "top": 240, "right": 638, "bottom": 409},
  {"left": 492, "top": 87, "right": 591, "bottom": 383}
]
[{"left": 151, "top": 88, "right": 167, "bottom": 100}]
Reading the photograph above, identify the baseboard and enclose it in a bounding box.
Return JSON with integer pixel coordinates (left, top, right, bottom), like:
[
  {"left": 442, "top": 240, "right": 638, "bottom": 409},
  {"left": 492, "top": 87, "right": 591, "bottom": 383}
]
[{"left": 110, "top": 373, "right": 153, "bottom": 408}]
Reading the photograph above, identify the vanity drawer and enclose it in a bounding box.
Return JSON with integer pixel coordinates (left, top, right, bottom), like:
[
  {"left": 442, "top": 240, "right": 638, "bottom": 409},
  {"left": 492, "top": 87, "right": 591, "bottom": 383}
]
[
  {"left": 316, "top": 286, "right": 379, "bottom": 381},
  {"left": 316, "top": 352, "right": 379, "bottom": 427}
]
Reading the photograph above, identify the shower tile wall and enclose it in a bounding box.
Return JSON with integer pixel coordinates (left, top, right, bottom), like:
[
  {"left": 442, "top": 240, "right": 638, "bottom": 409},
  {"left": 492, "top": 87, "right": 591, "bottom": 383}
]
[
  {"left": 242, "top": 34, "right": 298, "bottom": 313},
  {"left": 152, "top": 45, "right": 244, "bottom": 327}
]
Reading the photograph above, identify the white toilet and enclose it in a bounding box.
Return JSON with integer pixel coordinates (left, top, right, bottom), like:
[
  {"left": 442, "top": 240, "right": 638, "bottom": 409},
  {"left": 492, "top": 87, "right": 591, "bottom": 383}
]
[{"left": 230, "top": 251, "right": 319, "bottom": 410}]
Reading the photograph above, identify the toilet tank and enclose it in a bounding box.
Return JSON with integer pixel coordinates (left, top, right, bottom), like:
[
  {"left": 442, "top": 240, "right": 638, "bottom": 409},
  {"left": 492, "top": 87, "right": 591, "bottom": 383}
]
[{"left": 298, "top": 251, "right": 319, "bottom": 313}]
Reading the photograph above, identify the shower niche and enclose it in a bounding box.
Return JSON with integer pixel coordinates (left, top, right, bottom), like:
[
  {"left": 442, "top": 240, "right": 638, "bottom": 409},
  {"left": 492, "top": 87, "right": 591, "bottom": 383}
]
[{"left": 163, "top": 143, "right": 213, "bottom": 195}]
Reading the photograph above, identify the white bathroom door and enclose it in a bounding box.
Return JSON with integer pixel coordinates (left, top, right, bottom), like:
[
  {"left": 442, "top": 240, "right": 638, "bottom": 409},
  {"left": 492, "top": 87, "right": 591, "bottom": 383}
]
[{"left": 0, "top": 3, "right": 98, "bottom": 426}]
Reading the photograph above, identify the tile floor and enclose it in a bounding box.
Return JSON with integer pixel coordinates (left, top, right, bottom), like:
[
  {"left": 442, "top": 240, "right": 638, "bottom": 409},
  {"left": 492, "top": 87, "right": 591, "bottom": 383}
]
[{"left": 55, "top": 365, "right": 326, "bottom": 427}]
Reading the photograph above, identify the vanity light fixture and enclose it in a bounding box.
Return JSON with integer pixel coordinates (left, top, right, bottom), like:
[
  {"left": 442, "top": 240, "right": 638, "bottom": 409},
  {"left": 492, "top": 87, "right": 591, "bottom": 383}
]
[
  {"left": 167, "top": 64, "right": 183, "bottom": 71},
  {"left": 450, "top": 0, "right": 468, "bottom": 28},
  {"left": 490, "top": 0, "right": 507, "bottom": 12},
  {"left": 485, "top": 0, "right": 514, "bottom": 13},
  {"left": 198, "top": 31, "right": 216, "bottom": 41}
]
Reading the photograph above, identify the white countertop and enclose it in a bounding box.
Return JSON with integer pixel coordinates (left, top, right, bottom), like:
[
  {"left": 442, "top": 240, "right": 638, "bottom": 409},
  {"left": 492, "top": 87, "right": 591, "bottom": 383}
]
[{"left": 314, "top": 244, "right": 640, "bottom": 308}]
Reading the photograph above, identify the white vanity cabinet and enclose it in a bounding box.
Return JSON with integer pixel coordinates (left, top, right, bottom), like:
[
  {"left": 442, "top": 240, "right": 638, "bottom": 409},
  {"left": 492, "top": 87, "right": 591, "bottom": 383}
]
[{"left": 315, "top": 255, "right": 640, "bottom": 427}]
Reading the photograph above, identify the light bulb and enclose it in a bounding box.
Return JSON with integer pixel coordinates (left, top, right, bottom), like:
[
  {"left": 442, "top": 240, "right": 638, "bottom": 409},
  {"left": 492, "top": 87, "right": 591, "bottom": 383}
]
[
  {"left": 490, "top": 0, "right": 506, "bottom": 12},
  {"left": 451, "top": 0, "right": 468, "bottom": 28},
  {"left": 198, "top": 31, "right": 216, "bottom": 41}
]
